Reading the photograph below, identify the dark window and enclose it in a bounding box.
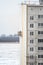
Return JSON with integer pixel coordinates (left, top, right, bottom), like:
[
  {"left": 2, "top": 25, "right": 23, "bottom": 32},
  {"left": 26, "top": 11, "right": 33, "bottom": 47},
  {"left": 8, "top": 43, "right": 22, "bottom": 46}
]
[
  {"left": 38, "top": 39, "right": 43, "bottom": 43},
  {"left": 38, "top": 23, "right": 40, "bottom": 26},
  {"left": 38, "top": 63, "right": 43, "bottom": 65},
  {"left": 38, "top": 15, "right": 43, "bottom": 18},
  {"left": 38, "top": 55, "right": 43, "bottom": 58},
  {"left": 30, "top": 32, "right": 33, "bottom": 35},
  {"left": 30, "top": 47, "right": 34, "bottom": 51},
  {"left": 30, "top": 24, "right": 34, "bottom": 28},
  {"left": 41, "top": 55, "right": 43, "bottom": 58},
  {"left": 38, "top": 15, "right": 40, "bottom": 18},
  {"left": 38, "top": 47, "right": 43, "bottom": 50},
  {"left": 30, "top": 55, "right": 34, "bottom": 59},
  {"left": 38, "top": 55, "right": 41, "bottom": 58},
  {"left": 38, "top": 31, "right": 40, "bottom": 34},
  {"left": 38, "top": 23, "right": 43, "bottom": 27},
  {"left": 38, "top": 47, "right": 40, "bottom": 50},
  {"left": 30, "top": 16, "right": 34, "bottom": 20},
  {"left": 41, "top": 23, "right": 43, "bottom": 26},
  {"left": 38, "top": 31, "right": 43, "bottom": 34},
  {"left": 30, "top": 63, "right": 34, "bottom": 65},
  {"left": 30, "top": 40, "right": 34, "bottom": 43}
]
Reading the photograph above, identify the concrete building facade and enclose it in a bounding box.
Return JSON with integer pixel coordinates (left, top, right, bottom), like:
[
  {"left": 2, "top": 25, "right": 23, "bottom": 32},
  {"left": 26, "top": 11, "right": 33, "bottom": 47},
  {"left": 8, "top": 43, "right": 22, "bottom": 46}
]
[{"left": 22, "top": 0, "right": 43, "bottom": 65}]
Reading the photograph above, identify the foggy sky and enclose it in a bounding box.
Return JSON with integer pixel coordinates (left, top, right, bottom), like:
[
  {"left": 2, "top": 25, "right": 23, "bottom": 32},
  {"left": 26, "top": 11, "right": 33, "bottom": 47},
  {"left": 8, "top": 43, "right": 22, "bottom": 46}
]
[{"left": 0, "top": 0, "right": 38, "bottom": 35}]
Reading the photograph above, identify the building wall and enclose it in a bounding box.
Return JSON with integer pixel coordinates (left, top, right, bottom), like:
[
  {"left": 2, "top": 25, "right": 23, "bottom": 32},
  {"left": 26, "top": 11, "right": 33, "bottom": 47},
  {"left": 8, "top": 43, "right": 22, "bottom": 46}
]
[
  {"left": 22, "top": 4, "right": 43, "bottom": 65},
  {"left": 27, "top": 5, "right": 43, "bottom": 65},
  {"left": 21, "top": 4, "right": 27, "bottom": 65}
]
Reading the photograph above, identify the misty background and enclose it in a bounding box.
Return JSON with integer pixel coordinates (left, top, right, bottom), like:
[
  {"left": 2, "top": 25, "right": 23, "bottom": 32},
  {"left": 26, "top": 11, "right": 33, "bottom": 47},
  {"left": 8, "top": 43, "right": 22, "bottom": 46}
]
[{"left": 0, "top": 0, "right": 38, "bottom": 35}]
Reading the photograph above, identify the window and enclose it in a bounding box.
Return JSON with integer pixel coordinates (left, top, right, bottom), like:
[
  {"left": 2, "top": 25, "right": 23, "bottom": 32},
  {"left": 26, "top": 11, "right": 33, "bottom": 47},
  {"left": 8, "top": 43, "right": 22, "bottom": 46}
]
[
  {"left": 38, "top": 39, "right": 43, "bottom": 43},
  {"left": 38, "top": 23, "right": 43, "bottom": 27},
  {"left": 30, "top": 16, "right": 34, "bottom": 20},
  {"left": 38, "top": 63, "right": 43, "bottom": 65},
  {"left": 30, "top": 63, "right": 34, "bottom": 65},
  {"left": 38, "top": 15, "right": 43, "bottom": 18},
  {"left": 38, "top": 47, "right": 43, "bottom": 50},
  {"left": 38, "top": 31, "right": 43, "bottom": 34},
  {"left": 38, "top": 23, "right": 40, "bottom": 26},
  {"left": 38, "top": 15, "right": 40, "bottom": 18},
  {"left": 30, "top": 40, "right": 34, "bottom": 43},
  {"left": 30, "top": 32, "right": 34, "bottom": 35},
  {"left": 30, "top": 24, "right": 34, "bottom": 28},
  {"left": 38, "top": 55, "right": 40, "bottom": 58},
  {"left": 30, "top": 55, "right": 34, "bottom": 59},
  {"left": 38, "top": 55, "right": 43, "bottom": 58},
  {"left": 30, "top": 47, "right": 34, "bottom": 51},
  {"left": 38, "top": 47, "right": 40, "bottom": 50}
]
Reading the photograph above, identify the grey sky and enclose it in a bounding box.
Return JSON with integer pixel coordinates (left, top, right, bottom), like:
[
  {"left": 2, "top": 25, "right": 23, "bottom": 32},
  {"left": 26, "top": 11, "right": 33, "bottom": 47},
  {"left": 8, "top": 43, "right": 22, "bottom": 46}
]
[{"left": 0, "top": 0, "right": 38, "bottom": 35}]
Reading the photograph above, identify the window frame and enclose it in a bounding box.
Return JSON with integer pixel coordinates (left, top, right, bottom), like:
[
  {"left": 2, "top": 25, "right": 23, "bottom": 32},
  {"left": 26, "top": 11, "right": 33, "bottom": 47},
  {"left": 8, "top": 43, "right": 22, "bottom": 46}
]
[
  {"left": 30, "top": 32, "right": 34, "bottom": 35},
  {"left": 30, "top": 24, "right": 34, "bottom": 28},
  {"left": 30, "top": 40, "right": 34, "bottom": 43},
  {"left": 30, "top": 47, "right": 34, "bottom": 51},
  {"left": 30, "top": 16, "right": 34, "bottom": 20}
]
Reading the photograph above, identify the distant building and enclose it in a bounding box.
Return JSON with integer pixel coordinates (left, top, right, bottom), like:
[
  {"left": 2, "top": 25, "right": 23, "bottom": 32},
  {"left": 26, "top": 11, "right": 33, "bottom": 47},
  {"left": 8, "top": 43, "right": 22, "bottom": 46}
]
[
  {"left": 22, "top": 0, "right": 43, "bottom": 65},
  {"left": 0, "top": 34, "right": 19, "bottom": 42}
]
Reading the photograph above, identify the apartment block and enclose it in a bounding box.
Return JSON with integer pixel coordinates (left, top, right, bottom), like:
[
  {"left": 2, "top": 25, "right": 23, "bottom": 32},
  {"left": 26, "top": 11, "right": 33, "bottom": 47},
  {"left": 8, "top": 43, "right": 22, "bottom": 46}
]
[{"left": 22, "top": 0, "right": 43, "bottom": 65}]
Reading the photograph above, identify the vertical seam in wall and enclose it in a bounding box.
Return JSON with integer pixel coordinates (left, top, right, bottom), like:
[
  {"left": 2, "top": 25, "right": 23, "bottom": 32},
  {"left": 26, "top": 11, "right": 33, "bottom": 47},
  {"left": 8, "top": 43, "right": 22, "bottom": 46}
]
[{"left": 26, "top": 5, "right": 28, "bottom": 65}]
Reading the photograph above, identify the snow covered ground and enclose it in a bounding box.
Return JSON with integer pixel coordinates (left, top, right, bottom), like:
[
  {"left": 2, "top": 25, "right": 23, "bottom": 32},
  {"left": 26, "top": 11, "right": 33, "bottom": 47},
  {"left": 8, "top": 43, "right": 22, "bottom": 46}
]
[{"left": 0, "top": 43, "right": 21, "bottom": 65}]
